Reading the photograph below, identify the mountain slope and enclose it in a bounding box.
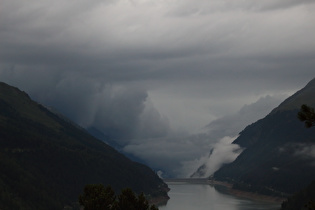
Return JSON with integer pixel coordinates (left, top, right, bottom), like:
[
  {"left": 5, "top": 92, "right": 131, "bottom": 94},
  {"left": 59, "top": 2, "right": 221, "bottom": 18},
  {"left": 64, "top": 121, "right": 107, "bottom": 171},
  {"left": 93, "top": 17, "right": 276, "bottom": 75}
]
[
  {"left": 213, "top": 78, "right": 315, "bottom": 197},
  {"left": 281, "top": 180, "right": 315, "bottom": 210},
  {"left": 0, "top": 82, "right": 168, "bottom": 210}
]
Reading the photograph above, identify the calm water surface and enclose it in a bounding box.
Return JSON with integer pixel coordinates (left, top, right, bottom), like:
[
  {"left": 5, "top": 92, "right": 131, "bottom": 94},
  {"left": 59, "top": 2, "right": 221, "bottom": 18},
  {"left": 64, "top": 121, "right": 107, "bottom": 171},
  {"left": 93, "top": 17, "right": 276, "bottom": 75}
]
[{"left": 159, "top": 182, "right": 281, "bottom": 210}]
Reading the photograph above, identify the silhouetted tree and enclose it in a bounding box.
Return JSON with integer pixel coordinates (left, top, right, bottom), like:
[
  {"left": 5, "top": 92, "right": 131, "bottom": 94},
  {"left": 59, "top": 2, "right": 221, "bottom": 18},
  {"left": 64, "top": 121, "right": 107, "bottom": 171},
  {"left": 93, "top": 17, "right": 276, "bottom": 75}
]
[
  {"left": 115, "top": 188, "right": 138, "bottom": 210},
  {"left": 305, "top": 200, "right": 315, "bottom": 210},
  {"left": 149, "top": 204, "right": 159, "bottom": 210},
  {"left": 298, "top": 104, "right": 315, "bottom": 128},
  {"left": 79, "top": 184, "right": 116, "bottom": 210},
  {"left": 136, "top": 193, "right": 150, "bottom": 210},
  {"left": 79, "top": 184, "right": 159, "bottom": 210},
  {"left": 298, "top": 105, "right": 315, "bottom": 210}
]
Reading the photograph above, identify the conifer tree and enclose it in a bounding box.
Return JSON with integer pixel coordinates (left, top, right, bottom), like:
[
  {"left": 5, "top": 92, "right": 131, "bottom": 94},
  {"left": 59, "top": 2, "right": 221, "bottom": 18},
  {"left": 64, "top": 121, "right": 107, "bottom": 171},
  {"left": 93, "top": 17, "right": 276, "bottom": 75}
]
[
  {"left": 298, "top": 104, "right": 315, "bottom": 128},
  {"left": 79, "top": 184, "right": 116, "bottom": 210},
  {"left": 79, "top": 184, "right": 159, "bottom": 210}
]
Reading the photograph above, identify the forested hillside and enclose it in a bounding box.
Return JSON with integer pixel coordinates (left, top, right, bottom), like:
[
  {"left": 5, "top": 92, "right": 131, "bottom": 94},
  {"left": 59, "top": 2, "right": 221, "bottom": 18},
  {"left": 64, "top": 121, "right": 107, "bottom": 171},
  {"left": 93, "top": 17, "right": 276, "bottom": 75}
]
[
  {"left": 0, "top": 82, "right": 168, "bottom": 210},
  {"left": 213, "top": 78, "right": 315, "bottom": 197},
  {"left": 281, "top": 180, "right": 315, "bottom": 210}
]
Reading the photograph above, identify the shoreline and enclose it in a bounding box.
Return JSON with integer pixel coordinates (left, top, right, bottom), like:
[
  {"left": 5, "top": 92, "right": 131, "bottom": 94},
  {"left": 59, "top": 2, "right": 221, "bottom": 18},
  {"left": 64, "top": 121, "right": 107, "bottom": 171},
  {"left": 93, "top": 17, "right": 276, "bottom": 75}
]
[
  {"left": 149, "top": 195, "right": 170, "bottom": 206},
  {"left": 210, "top": 180, "right": 286, "bottom": 204},
  {"left": 163, "top": 178, "right": 286, "bottom": 204},
  {"left": 149, "top": 186, "right": 170, "bottom": 206}
]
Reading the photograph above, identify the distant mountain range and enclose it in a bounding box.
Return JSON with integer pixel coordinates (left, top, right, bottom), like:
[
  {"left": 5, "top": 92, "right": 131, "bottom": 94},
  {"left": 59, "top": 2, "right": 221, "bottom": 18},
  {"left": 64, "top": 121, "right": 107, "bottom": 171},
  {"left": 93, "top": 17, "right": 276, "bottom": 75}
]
[
  {"left": 213, "top": 78, "right": 315, "bottom": 199},
  {"left": 0, "top": 82, "right": 168, "bottom": 210}
]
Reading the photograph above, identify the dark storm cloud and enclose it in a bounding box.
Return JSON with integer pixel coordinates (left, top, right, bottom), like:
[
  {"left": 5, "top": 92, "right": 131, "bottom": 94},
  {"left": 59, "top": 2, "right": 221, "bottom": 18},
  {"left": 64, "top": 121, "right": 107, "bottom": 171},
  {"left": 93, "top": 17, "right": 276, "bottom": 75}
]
[
  {"left": 1, "top": 0, "right": 314, "bottom": 86},
  {"left": 1, "top": 0, "right": 315, "bottom": 177},
  {"left": 0, "top": 68, "right": 169, "bottom": 145}
]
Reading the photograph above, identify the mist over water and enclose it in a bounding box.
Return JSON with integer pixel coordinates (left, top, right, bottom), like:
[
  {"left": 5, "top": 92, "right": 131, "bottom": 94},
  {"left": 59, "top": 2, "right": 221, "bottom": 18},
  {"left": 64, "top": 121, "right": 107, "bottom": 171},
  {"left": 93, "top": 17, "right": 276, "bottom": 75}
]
[{"left": 160, "top": 183, "right": 280, "bottom": 210}]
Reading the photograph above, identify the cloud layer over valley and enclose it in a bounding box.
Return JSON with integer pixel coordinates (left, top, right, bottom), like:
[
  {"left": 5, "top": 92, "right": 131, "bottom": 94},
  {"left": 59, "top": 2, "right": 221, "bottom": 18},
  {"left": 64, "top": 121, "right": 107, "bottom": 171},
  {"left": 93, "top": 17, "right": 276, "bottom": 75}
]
[{"left": 1, "top": 0, "right": 314, "bottom": 177}]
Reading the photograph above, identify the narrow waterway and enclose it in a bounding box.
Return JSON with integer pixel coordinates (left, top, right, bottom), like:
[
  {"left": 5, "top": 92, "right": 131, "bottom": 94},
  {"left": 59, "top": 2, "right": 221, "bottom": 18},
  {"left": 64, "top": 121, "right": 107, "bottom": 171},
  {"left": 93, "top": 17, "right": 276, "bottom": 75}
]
[{"left": 159, "top": 181, "right": 281, "bottom": 210}]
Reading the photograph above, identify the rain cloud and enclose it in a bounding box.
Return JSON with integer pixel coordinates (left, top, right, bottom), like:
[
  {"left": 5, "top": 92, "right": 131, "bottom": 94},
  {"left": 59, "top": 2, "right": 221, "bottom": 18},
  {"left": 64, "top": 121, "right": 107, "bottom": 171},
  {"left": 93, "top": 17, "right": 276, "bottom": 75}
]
[{"left": 1, "top": 0, "right": 315, "bottom": 177}]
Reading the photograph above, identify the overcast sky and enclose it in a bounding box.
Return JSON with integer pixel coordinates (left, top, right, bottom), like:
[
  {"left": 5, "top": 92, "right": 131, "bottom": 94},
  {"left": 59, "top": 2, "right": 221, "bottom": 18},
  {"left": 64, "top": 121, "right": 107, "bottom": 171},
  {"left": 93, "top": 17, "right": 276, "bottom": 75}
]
[{"left": 1, "top": 0, "right": 315, "bottom": 177}]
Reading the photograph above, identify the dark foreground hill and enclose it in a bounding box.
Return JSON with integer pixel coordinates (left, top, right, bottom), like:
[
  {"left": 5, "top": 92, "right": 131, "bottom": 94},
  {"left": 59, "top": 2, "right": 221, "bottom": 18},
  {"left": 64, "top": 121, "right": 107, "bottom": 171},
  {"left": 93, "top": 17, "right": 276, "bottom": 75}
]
[
  {"left": 213, "top": 78, "right": 315, "bottom": 197},
  {"left": 0, "top": 82, "right": 168, "bottom": 210},
  {"left": 281, "top": 180, "right": 315, "bottom": 210}
]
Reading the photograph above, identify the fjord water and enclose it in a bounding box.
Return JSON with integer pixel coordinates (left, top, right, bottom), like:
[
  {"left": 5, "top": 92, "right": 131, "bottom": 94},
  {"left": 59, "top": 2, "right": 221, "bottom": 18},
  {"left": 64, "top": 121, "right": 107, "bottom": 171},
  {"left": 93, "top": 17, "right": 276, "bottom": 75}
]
[{"left": 159, "top": 182, "right": 280, "bottom": 210}]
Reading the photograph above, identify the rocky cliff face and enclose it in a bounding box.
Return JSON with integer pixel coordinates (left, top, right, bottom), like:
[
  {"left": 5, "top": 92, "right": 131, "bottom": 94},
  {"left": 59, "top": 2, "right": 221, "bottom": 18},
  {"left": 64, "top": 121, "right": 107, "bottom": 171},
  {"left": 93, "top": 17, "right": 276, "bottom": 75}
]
[{"left": 213, "top": 78, "right": 315, "bottom": 196}]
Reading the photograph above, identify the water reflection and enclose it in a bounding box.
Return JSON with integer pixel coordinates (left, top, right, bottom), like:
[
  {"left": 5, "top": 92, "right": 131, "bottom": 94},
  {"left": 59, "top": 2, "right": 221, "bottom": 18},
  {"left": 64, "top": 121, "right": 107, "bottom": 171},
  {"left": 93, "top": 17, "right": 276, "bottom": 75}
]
[{"left": 159, "top": 182, "right": 280, "bottom": 210}]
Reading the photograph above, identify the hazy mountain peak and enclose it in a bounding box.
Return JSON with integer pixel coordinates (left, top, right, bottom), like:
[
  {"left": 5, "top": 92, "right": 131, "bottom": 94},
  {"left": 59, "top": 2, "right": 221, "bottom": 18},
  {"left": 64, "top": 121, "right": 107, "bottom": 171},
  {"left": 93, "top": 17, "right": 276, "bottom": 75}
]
[{"left": 213, "top": 78, "right": 315, "bottom": 197}]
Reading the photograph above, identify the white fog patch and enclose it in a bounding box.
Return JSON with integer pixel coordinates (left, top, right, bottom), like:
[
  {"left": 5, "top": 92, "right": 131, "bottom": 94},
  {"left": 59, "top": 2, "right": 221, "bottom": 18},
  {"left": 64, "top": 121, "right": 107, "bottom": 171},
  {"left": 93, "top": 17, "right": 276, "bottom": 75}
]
[
  {"left": 279, "top": 143, "right": 315, "bottom": 161},
  {"left": 123, "top": 94, "right": 286, "bottom": 177},
  {"left": 294, "top": 144, "right": 315, "bottom": 159},
  {"left": 122, "top": 133, "right": 215, "bottom": 177},
  {"left": 189, "top": 136, "right": 243, "bottom": 178}
]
